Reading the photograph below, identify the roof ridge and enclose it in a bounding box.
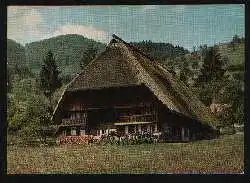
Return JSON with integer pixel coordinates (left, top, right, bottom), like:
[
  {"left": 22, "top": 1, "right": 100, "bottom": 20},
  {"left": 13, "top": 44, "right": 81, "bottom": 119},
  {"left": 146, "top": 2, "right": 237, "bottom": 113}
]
[{"left": 112, "top": 34, "right": 158, "bottom": 64}]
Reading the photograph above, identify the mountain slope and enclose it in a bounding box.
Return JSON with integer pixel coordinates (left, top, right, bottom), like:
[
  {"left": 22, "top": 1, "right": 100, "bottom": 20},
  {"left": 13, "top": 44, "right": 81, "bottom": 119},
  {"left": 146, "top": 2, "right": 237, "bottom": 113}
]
[
  {"left": 24, "top": 34, "right": 106, "bottom": 76},
  {"left": 217, "top": 42, "right": 244, "bottom": 67},
  {"left": 23, "top": 35, "right": 190, "bottom": 77},
  {"left": 7, "top": 39, "right": 26, "bottom": 67},
  {"left": 132, "top": 41, "right": 189, "bottom": 62}
]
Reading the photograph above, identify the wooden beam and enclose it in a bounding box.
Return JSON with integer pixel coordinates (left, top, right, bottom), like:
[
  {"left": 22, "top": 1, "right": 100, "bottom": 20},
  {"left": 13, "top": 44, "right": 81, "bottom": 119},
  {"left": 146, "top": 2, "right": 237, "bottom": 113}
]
[
  {"left": 114, "top": 121, "right": 155, "bottom": 125},
  {"left": 181, "top": 127, "right": 185, "bottom": 141},
  {"left": 187, "top": 128, "right": 190, "bottom": 141},
  {"left": 138, "top": 125, "right": 141, "bottom": 133},
  {"left": 147, "top": 124, "right": 150, "bottom": 132},
  {"left": 154, "top": 123, "right": 157, "bottom": 133},
  {"left": 58, "top": 123, "right": 86, "bottom": 127},
  {"left": 125, "top": 126, "right": 129, "bottom": 135}
]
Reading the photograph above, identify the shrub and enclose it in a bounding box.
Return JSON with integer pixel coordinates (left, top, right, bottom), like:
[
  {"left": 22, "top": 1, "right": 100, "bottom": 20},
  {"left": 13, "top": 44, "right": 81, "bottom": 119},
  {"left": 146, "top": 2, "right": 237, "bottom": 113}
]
[{"left": 220, "top": 126, "right": 236, "bottom": 135}]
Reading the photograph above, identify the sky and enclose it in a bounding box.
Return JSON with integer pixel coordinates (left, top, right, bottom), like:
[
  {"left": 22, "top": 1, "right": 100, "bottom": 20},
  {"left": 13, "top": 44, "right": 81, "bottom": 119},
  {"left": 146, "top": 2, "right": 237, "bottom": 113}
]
[{"left": 7, "top": 5, "right": 245, "bottom": 51}]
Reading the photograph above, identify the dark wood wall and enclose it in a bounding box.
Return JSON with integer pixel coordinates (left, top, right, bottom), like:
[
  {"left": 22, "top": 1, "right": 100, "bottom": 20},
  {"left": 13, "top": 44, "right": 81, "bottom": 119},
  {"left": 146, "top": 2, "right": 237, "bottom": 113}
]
[
  {"left": 55, "top": 84, "right": 216, "bottom": 139},
  {"left": 64, "top": 84, "right": 158, "bottom": 108}
]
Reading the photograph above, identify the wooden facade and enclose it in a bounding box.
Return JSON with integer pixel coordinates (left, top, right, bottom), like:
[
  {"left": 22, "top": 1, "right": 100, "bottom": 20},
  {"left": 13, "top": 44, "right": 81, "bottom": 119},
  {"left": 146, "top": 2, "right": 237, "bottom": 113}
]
[{"left": 55, "top": 85, "right": 215, "bottom": 141}]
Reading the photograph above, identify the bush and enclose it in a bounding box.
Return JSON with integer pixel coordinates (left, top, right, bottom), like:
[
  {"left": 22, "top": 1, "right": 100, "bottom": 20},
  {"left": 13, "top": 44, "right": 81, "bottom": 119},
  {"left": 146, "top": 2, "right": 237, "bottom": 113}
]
[
  {"left": 98, "top": 133, "right": 159, "bottom": 145},
  {"left": 220, "top": 126, "right": 236, "bottom": 135}
]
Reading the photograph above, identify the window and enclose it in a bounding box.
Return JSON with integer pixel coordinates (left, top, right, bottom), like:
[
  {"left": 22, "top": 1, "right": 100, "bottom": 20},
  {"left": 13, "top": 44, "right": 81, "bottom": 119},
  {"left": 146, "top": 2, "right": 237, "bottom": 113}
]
[
  {"left": 164, "top": 126, "right": 172, "bottom": 136},
  {"left": 80, "top": 129, "right": 85, "bottom": 136},
  {"left": 184, "top": 128, "right": 190, "bottom": 138},
  {"left": 70, "top": 113, "right": 75, "bottom": 119},
  {"left": 125, "top": 126, "right": 129, "bottom": 134},
  {"left": 154, "top": 123, "right": 157, "bottom": 132},
  {"left": 71, "top": 128, "right": 77, "bottom": 136}
]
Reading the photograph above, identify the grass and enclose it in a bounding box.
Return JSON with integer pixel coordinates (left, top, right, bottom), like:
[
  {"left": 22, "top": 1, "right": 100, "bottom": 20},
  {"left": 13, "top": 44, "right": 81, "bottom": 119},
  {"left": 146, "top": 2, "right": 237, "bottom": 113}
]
[{"left": 7, "top": 133, "right": 244, "bottom": 174}]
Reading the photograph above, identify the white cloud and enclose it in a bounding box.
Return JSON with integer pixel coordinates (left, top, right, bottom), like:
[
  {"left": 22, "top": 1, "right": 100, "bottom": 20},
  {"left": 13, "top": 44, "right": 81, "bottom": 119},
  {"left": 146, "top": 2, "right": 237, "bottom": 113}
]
[
  {"left": 22, "top": 9, "right": 43, "bottom": 25},
  {"left": 7, "top": 6, "right": 109, "bottom": 44},
  {"left": 46, "top": 24, "right": 109, "bottom": 43},
  {"left": 8, "top": 6, "right": 43, "bottom": 25},
  {"left": 7, "top": 6, "right": 45, "bottom": 44}
]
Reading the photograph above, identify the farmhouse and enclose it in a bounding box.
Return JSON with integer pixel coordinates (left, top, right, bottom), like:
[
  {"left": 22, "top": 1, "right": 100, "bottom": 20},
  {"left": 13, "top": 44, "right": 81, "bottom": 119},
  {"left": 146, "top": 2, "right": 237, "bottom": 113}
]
[{"left": 52, "top": 34, "right": 219, "bottom": 142}]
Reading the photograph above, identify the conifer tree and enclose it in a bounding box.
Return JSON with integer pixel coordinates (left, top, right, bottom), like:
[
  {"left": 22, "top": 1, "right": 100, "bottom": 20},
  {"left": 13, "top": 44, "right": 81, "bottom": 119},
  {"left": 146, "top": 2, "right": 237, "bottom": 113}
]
[
  {"left": 195, "top": 46, "right": 228, "bottom": 105},
  {"left": 196, "top": 46, "right": 226, "bottom": 84},
  {"left": 40, "top": 50, "right": 62, "bottom": 113}
]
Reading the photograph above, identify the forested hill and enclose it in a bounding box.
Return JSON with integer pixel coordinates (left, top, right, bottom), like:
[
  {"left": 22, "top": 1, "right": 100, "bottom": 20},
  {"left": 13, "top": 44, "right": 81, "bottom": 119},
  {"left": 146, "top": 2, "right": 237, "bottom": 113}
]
[
  {"left": 131, "top": 41, "right": 189, "bottom": 61},
  {"left": 217, "top": 41, "right": 244, "bottom": 69},
  {"left": 7, "top": 39, "right": 26, "bottom": 67},
  {"left": 7, "top": 34, "right": 244, "bottom": 89},
  {"left": 7, "top": 34, "right": 190, "bottom": 77},
  {"left": 24, "top": 34, "right": 106, "bottom": 75}
]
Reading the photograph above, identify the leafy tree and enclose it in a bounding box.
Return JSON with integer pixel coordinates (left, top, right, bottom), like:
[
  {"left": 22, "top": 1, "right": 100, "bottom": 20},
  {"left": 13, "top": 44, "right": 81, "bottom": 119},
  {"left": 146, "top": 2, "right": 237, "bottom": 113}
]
[
  {"left": 80, "top": 44, "right": 98, "bottom": 70},
  {"left": 7, "top": 76, "right": 53, "bottom": 143},
  {"left": 19, "top": 94, "right": 52, "bottom": 142},
  {"left": 193, "top": 43, "right": 244, "bottom": 126},
  {"left": 40, "top": 50, "right": 62, "bottom": 113},
  {"left": 216, "top": 78, "right": 244, "bottom": 125},
  {"left": 7, "top": 65, "right": 34, "bottom": 92},
  {"left": 179, "top": 56, "right": 192, "bottom": 85}
]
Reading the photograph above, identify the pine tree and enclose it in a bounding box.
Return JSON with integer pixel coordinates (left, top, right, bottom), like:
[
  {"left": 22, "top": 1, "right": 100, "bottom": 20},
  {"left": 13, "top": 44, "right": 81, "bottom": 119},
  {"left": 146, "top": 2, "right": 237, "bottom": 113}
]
[
  {"left": 40, "top": 50, "right": 62, "bottom": 112},
  {"left": 195, "top": 46, "right": 228, "bottom": 105},
  {"left": 196, "top": 46, "right": 226, "bottom": 84},
  {"left": 80, "top": 44, "right": 98, "bottom": 70}
]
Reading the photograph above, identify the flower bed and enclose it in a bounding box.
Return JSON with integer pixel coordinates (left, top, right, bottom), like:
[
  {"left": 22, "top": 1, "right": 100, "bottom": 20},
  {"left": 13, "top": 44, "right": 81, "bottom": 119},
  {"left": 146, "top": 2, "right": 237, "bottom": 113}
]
[
  {"left": 57, "top": 135, "right": 93, "bottom": 145},
  {"left": 57, "top": 133, "right": 161, "bottom": 145}
]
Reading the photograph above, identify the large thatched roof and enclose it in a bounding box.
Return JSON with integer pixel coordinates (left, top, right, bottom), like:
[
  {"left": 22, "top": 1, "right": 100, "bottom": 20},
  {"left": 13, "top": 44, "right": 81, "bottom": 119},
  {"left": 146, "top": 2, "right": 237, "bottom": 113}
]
[{"left": 52, "top": 34, "right": 219, "bottom": 129}]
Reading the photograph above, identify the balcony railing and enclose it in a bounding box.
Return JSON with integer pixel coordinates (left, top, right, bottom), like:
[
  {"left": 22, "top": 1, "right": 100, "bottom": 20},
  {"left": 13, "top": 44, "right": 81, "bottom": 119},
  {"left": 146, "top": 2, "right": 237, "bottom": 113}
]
[
  {"left": 60, "top": 118, "right": 87, "bottom": 127},
  {"left": 118, "top": 114, "right": 157, "bottom": 123}
]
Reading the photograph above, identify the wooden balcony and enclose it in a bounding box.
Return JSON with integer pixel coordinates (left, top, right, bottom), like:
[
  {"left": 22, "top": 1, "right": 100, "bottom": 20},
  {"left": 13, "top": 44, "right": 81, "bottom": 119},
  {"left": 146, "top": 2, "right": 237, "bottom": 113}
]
[
  {"left": 119, "top": 114, "right": 157, "bottom": 122},
  {"left": 60, "top": 118, "right": 87, "bottom": 127},
  {"left": 115, "top": 114, "right": 158, "bottom": 125}
]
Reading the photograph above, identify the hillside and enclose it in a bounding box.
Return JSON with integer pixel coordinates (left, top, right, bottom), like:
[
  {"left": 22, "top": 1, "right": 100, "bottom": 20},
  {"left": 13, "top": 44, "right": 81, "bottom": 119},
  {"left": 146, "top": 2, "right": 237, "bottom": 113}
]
[
  {"left": 217, "top": 42, "right": 244, "bottom": 85},
  {"left": 7, "top": 39, "right": 26, "bottom": 67},
  {"left": 7, "top": 35, "right": 244, "bottom": 83},
  {"left": 7, "top": 35, "right": 190, "bottom": 78},
  {"left": 132, "top": 41, "right": 189, "bottom": 62},
  {"left": 24, "top": 34, "right": 106, "bottom": 76},
  {"left": 218, "top": 42, "right": 244, "bottom": 67}
]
